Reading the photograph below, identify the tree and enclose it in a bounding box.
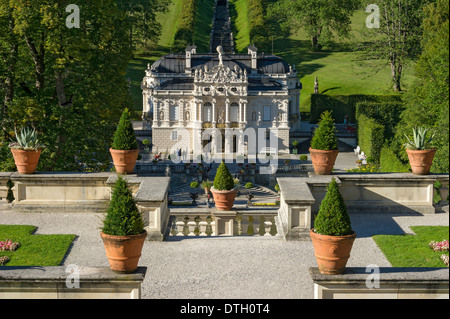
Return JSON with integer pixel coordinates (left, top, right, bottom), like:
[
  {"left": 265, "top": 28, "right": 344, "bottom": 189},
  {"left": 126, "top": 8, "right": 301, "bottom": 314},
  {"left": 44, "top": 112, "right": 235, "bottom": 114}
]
[
  {"left": 363, "top": 0, "right": 427, "bottom": 91},
  {"left": 394, "top": 0, "right": 449, "bottom": 173},
  {"left": 115, "top": 0, "right": 170, "bottom": 54},
  {"left": 0, "top": 0, "right": 134, "bottom": 172},
  {"left": 268, "top": 0, "right": 361, "bottom": 50}
]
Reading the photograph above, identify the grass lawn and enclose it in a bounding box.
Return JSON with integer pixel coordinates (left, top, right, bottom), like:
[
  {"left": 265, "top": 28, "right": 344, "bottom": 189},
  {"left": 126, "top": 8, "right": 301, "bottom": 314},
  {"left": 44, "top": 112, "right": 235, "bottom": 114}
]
[
  {"left": 0, "top": 225, "right": 76, "bottom": 266},
  {"left": 373, "top": 226, "right": 449, "bottom": 268},
  {"left": 272, "top": 10, "right": 417, "bottom": 112},
  {"left": 126, "top": 5, "right": 418, "bottom": 115}
]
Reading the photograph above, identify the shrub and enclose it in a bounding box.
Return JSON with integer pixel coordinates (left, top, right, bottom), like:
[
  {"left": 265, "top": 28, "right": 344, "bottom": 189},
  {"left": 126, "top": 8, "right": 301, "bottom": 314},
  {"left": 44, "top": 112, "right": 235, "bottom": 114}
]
[
  {"left": 102, "top": 176, "right": 144, "bottom": 236},
  {"left": 357, "top": 114, "right": 384, "bottom": 164},
  {"left": 299, "top": 155, "right": 308, "bottom": 161},
  {"left": 311, "top": 94, "right": 403, "bottom": 124},
  {"left": 112, "top": 108, "right": 138, "bottom": 150},
  {"left": 310, "top": 111, "right": 338, "bottom": 150},
  {"left": 190, "top": 181, "right": 199, "bottom": 188},
  {"left": 380, "top": 146, "right": 410, "bottom": 172},
  {"left": 213, "top": 161, "right": 235, "bottom": 191},
  {"left": 201, "top": 180, "right": 212, "bottom": 189},
  {"left": 313, "top": 178, "right": 352, "bottom": 236},
  {"left": 245, "top": 182, "right": 253, "bottom": 189},
  {"left": 173, "top": 0, "right": 197, "bottom": 50}
]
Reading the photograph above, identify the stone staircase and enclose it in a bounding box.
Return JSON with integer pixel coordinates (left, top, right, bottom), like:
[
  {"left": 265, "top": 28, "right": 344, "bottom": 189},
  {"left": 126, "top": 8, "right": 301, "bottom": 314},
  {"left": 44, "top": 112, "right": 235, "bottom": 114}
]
[{"left": 210, "top": 0, "right": 235, "bottom": 53}]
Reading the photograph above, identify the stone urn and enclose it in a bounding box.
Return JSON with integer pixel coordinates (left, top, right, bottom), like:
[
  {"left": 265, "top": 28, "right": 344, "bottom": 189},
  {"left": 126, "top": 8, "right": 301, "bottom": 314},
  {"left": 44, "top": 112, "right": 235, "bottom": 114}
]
[
  {"left": 309, "top": 148, "right": 339, "bottom": 175},
  {"left": 110, "top": 148, "right": 139, "bottom": 174}
]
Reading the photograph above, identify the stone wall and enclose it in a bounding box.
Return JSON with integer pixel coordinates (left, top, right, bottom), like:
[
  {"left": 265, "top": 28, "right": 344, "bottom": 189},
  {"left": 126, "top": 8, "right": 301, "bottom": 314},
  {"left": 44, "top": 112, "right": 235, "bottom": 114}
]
[
  {"left": 277, "top": 173, "right": 449, "bottom": 241},
  {"left": 0, "top": 266, "right": 146, "bottom": 299}
]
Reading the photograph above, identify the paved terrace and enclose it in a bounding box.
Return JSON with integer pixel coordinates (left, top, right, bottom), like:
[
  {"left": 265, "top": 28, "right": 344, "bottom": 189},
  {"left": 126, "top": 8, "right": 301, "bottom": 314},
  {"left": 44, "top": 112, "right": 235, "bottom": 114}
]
[{"left": 0, "top": 205, "right": 447, "bottom": 299}]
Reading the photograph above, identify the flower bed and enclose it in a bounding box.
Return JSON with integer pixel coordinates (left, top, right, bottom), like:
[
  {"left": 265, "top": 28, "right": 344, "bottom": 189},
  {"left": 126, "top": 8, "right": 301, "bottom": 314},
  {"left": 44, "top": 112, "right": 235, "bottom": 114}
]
[
  {"left": 0, "top": 239, "right": 20, "bottom": 252},
  {"left": 0, "top": 256, "right": 10, "bottom": 265},
  {"left": 429, "top": 240, "right": 449, "bottom": 267},
  {"left": 0, "top": 239, "right": 20, "bottom": 266}
]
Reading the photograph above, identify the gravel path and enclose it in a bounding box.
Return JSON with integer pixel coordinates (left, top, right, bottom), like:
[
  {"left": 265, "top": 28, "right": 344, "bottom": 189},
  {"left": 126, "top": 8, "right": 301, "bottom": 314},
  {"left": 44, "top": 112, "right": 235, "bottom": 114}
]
[{"left": 0, "top": 208, "right": 448, "bottom": 299}]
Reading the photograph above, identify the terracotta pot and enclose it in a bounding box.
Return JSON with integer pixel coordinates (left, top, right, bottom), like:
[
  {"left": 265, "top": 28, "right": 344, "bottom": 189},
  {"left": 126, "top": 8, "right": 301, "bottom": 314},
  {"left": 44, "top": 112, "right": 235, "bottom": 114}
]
[
  {"left": 10, "top": 148, "right": 42, "bottom": 174},
  {"left": 309, "top": 148, "right": 339, "bottom": 175},
  {"left": 211, "top": 188, "right": 237, "bottom": 211},
  {"left": 406, "top": 149, "right": 436, "bottom": 175},
  {"left": 310, "top": 229, "right": 356, "bottom": 275},
  {"left": 100, "top": 230, "right": 147, "bottom": 273},
  {"left": 110, "top": 148, "right": 139, "bottom": 174}
]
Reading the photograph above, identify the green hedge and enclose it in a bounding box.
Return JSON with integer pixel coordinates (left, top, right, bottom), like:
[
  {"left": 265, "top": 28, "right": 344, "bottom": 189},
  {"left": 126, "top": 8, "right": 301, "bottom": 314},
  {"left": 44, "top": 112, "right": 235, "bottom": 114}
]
[
  {"left": 356, "top": 114, "right": 384, "bottom": 164},
  {"left": 379, "top": 146, "right": 411, "bottom": 173},
  {"left": 173, "top": 0, "right": 197, "bottom": 50},
  {"left": 247, "top": 0, "right": 268, "bottom": 48},
  {"left": 310, "top": 94, "right": 403, "bottom": 124},
  {"left": 355, "top": 101, "right": 405, "bottom": 140}
]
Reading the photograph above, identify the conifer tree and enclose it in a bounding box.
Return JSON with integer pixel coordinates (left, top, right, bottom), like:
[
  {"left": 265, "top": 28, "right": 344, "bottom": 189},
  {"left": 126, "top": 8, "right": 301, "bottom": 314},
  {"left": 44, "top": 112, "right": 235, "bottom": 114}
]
[
  {"left": 102, "top": 176, "right": 144, "bottom": 236},
  {"left": 112, "top": 108, "right": 138, "bottom": 150},
  {"left": 313, "top": 178, "right": 352, "bottom": 236}
]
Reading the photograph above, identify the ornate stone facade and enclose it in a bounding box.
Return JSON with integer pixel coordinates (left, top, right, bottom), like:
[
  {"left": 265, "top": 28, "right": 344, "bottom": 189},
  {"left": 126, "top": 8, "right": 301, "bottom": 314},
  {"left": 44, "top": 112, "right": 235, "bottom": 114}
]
[{"left": 141, "top": 45, "right": 301, "bottom": 156}]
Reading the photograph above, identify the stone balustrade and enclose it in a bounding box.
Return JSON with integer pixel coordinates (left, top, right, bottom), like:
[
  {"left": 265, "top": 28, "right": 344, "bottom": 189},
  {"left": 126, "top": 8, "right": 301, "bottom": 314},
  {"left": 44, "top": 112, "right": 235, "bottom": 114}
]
[
  {"left": 2, "top": 172, "right": 170, "bottom": 241},
  {"left": 277, "top": 173, "right": 449, "bottom": 241},
  {"left": 168, "top": 207, "right": 278, "bottom": 237}
]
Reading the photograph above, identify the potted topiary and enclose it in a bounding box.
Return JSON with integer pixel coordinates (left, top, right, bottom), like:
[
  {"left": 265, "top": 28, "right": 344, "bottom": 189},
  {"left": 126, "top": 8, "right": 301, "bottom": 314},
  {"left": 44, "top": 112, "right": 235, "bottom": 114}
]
[
  {"left": 309, "top": 111, "right": 339, "bottom": 175},
  {"left": 110, "top": 108, "right": 139, "bottom": 174},
  {"left": 292, "top": 140, "right": 299, "bottom": 154},
  {"left": 310, "top": 178, "right": 356, "bottom": 275},
  {"left": 101, "top": 175, "right": 147, "bottom": 273},
  {"left": 201, "top": 180, "right": 212, "bottom": 194},
  {"left": 9, "top": 127, "right": 44, "bottom": 174},
  {"left": 211, "top": 161, "right": 237, "bottom": 211},
  {"left": 404, "top": 127, "right": 436, "bottom": 175}
]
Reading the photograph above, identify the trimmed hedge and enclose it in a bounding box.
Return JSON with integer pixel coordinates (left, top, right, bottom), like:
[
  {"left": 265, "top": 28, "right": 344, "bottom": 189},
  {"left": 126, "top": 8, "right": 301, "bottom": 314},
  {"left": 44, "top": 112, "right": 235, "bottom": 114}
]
[
  {"left": 379, "top": 146, "right": 411, "bottom": 173},
  {"left": 310, "top": 94, "right": 403, "bottom": 124},
  {"left": 356, "top": 114, "right": 384, "bottom": 164},
  {"left": 247, "top": 0, "right": 268, "bottom": 48},
  {"left": 173, "top": 0, "right": 197, "bottom": 50},
  {"left": 355, "top": 101, "right": 405, "bottom": 140}
]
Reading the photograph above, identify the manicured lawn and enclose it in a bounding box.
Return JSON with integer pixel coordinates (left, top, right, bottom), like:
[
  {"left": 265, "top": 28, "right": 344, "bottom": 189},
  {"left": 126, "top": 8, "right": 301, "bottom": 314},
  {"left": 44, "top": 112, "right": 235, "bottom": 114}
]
[
  {"left": 229, "top": 0, "right": 251, "bottom": 53},
  {"left": 0, "top": 225, "right": 76, "bottom": 266},
  {"left": 373, "top": 226, "right": 449, "bottom": 268}
]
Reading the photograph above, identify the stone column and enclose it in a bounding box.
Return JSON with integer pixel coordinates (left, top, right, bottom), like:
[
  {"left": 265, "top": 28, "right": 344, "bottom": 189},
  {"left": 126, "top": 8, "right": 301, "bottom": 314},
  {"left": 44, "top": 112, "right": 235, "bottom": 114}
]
[
  {"left": 212, "top": 98, "right": 217, "bottom": 128},
  {"left": 243, "top": 100, "right": 248, "bottom": 125},
  {"left": 225, "top": 98, "right": 230, "bottom": 127},
  {"left": 198, "top": 100, "right": 203, "bottom": 124},
  {"left": 153, "top": 98, "right": 159, "bottom": 126}
]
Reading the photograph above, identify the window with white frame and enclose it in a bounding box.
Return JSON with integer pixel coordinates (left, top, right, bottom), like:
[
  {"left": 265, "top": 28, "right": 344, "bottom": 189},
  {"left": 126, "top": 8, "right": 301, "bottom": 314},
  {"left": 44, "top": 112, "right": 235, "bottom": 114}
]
[
  {"left": 171, "top": 130, "right": 178, "bottom": 141},
  {"left": 230, "top": 102, "right": 239, "bottom": 122}
]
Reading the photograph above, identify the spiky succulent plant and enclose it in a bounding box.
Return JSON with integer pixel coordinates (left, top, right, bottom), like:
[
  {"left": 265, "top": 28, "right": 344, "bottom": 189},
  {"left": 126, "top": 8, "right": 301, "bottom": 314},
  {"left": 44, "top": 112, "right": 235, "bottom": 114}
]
[
  {"left": 9, "top": 127, "right": 44, "bottom": 150},
  {"left": 404, "top": 127, "right": 435, "bottom": 150}
]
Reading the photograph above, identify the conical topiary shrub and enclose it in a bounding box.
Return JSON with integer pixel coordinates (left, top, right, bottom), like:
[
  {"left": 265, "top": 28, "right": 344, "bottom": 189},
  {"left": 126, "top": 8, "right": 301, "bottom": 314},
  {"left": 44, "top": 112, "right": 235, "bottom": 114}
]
[
  {"left": 211, "top": 161, "right": 237, "bottom": 210},
  {"left": 314, "top": 178, "right": 352, "bottom": 236},
  {"left": 310, "top": 178, "right": 356, "bottom": 275},
  {"left": 112, "top": 108, "right": 138, "bottom": 151},
  {"left": 102, "top": 176, "right": 144, "bottom": 236},
  {"left": 110, "top": 108, "right": 139, "bottom": 174},
  {"left": 309, "top": 111, "right": 339, "bottom": 175},
  {"left": 213, "top": 161, "right": 235, "bottom": 191},
  {"left": 101, "top": 175, "right": 147, "bottom": 273}
]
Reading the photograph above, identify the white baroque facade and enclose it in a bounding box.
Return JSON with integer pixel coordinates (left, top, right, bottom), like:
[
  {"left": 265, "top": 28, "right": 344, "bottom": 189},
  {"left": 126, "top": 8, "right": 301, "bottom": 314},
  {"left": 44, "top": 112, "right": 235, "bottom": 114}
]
[{"left": 141, "top": 45, "right": 301, "bottom": 156}]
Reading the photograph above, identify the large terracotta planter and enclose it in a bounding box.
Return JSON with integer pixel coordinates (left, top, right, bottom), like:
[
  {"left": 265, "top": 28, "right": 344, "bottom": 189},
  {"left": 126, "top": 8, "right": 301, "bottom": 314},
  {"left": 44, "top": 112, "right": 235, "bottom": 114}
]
[
  {"left": 406, "top": 149, "right": 436, "bottom": 175},
  {"left": 10, "top": 148, "right": 42, "bottom": 174},
  {"left": 100, "top": 230, "right": 147, "bottom": 273},
  {"left": 310, "top": 229, "right": 356, "bottom": 275},
  {"left": 309, "top": 148, "right": 339, "bottom": 175},
  {"left": 211, "top": 187, "right": 237, "bottom": 211},
  {"left": 110, "top": 148, "right": 139, "bottom": 174}
]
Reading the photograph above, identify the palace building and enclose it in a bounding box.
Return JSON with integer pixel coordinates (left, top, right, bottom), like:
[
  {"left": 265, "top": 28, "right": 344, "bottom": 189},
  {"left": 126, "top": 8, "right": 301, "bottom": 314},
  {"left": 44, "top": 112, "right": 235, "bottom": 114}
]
[{"left": 141, "top": 45, "right": 301, "bottom": 156}]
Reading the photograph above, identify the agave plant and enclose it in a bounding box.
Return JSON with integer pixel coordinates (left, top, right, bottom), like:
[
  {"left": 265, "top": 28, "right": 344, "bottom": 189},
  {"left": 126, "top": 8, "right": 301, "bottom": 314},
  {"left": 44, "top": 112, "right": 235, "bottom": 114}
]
[
  {"left": 404, "top": 127, "right": 435, "bottom": 150},
  {"left": 9, "top": 127, "right": 43, "bottom": 150}
]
